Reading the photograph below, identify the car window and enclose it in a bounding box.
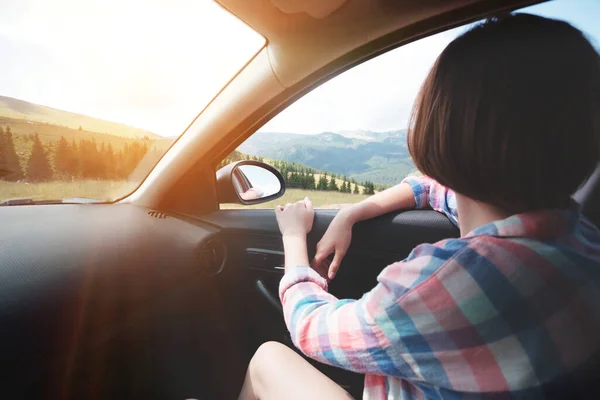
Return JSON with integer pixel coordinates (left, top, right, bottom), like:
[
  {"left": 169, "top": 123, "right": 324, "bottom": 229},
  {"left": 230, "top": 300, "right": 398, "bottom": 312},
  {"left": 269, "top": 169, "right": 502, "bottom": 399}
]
[
  {"left": 0, "top": 0, "right": 264, "bottom": 203},
  {"left": 220, "top": 0, "right": 600, "bottom": 210}
]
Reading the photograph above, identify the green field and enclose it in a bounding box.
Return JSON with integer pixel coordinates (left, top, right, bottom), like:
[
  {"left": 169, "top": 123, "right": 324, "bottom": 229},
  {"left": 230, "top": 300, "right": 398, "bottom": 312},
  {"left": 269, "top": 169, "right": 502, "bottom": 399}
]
[
  {"left": 0, "top": 180, "right": 138, "bottom": 202},
  {"left": 221, "top": 188, "right": 369, "bottom": 209},
  {"left": 0, "top": 180, "right": 367, "bottom": 208}
]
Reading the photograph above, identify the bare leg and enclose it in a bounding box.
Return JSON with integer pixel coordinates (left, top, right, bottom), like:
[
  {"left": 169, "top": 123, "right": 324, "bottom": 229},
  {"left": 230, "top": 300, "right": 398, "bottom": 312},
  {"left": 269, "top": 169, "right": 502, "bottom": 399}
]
[{"left": 239, "top": 341, "right": 354, "bottom": 400}]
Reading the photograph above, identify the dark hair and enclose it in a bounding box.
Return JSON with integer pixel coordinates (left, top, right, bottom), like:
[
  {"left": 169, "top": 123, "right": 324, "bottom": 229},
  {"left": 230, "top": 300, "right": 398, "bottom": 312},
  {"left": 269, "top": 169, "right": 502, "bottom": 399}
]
[{"left": 408, "top": 13, "right": 600, "bottom": 213}]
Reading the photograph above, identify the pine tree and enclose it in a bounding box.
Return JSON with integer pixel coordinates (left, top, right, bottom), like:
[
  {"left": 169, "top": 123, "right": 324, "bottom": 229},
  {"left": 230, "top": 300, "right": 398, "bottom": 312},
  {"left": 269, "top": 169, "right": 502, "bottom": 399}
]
[
  {"left": 98, "top": 142, "right": 108, "bottom": 178},
  {"left": 104, "top": 143, "right": 116, "bottom": 179},
  {"left": 298, "top": 172, "right": 305, "bottom": 189},
  {"left": 114, "top": 148, "right": 125, "bottom": 179},
  {"left": 67, "top": 139, "right": 80, "bottom": 178},
  {"left": 317, "top": 174, "right": 328, "bottom": 191},
  {"left": 53, "top": 136, "right": 71, "bottom": 179},
  {"left": 327, "top": 176, "right": 338, "bottom": 191},
  {"left": 288, "top": 172, "right": 297, "bottom": 188},
  {"left": 353, "top": 184, "right": 359, "bottom": 194},
  {"left": 281, "top": 168, "right": 289, "bottom": 185},
  {"left": 0, "top": 126, "right": 8, "bottom": 179},
  {"left": 27, "top": 133, "right": 53, "bottom": 182},
  {"left": 1, "top": 126, "right": 24, "bottom": 181},
  {"left": 79, "top": 139, "right": 95, "bottom": 178},
  {"left": 362, "top": 181, "right": 375, "bottom": 195},
  {"left": 79, "top": 139, "right": 108, "bottom": 179}
]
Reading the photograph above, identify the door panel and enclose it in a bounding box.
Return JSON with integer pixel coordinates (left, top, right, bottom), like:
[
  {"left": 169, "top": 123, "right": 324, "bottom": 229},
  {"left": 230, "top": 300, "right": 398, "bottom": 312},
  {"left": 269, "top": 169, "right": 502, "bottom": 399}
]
[
  {"left": 204, "top": 209, "right": 458, "bottom": 300},
  {"left": 203, "top": 208, "right": 459, "bottom": 397}
]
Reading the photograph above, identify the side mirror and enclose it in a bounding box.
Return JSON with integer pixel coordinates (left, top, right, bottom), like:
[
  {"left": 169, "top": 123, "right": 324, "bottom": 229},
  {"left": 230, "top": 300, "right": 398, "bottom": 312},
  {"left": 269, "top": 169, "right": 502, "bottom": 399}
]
[{"left": 216, "top": 160, "right": 286, "bottom": 205}]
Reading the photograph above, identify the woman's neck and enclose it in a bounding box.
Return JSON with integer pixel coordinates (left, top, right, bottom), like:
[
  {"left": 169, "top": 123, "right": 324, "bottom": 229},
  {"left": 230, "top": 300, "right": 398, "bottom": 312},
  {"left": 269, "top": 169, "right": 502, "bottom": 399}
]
[{"left": 456, "top": 194, "right": 513, "bottom": 237}]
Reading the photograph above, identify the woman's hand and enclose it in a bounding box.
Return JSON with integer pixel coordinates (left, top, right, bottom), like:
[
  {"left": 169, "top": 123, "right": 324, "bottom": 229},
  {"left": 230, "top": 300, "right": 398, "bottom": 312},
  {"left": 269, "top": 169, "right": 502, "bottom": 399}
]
[
  {"left": 275, "top": 197, "right": 314, "bottom": 238},
  {"left": 312, "top": 208, "right": 354, "bottom": 280},
  {"left": 276, "top": 198, "right": 314, "bottom": 273}
]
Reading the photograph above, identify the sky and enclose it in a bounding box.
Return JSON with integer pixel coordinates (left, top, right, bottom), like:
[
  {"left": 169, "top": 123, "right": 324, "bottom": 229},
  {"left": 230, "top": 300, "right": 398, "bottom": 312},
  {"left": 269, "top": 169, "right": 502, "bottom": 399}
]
[
  {"left": 0, "top": 0, "right": 264, "bottom": 136},
  {"left": 263, "top": 0, "right": 600, "bottom": 134},
  {"left": 1, "top": 0, "right": 599, "bottom": 137}
]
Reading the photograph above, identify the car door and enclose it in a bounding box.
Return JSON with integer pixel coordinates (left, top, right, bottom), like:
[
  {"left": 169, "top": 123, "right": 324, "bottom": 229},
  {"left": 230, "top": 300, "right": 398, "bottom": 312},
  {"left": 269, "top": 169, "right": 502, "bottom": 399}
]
[{"left": 201, "top": 207, "right": 459, "bottom": 397}]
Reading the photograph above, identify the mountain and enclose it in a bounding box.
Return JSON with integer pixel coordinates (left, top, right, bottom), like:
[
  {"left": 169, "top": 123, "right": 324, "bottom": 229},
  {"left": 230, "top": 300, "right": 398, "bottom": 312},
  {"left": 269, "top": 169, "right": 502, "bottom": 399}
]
[
  {"left": 0, "top": 95, "right": 161, "bottom": 139},
  {"left": 238, "top": 129, "right": 416, "bottom": 185},
  {"left": 0, "top": 94, "right": 415, "bottom": 185}
]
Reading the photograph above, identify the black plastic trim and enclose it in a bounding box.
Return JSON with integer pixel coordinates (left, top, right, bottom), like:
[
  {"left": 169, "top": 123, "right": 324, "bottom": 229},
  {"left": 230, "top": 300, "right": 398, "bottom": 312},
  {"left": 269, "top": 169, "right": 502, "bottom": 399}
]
[{"left": 256, "top": 279, "right": 283, "bottom": 313}]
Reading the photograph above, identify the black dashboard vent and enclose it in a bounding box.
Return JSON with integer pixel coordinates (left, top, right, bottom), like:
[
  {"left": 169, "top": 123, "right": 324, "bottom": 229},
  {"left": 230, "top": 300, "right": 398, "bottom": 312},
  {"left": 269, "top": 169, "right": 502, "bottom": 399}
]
[
  {"left": 148, "top": 211, "right": 167, "bottom": 219},
  {"left": 198, "top": 236, "right": 227, "bottom": 276}
]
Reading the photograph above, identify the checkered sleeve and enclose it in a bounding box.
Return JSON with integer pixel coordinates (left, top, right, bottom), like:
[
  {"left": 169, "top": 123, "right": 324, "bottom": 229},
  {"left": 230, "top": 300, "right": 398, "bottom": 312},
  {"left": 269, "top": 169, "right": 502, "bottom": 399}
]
[
  {"left": 401, "top": 175, "right": 458, "bottom": 226},
  {"left": 279, "top": 241, "right": 462, "bottom": 376}
]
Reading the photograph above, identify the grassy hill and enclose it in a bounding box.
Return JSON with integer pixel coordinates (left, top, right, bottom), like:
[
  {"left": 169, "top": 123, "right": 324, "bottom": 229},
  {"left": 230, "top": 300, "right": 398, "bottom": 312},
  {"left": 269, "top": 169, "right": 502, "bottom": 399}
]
[
  {"left": 1, "top": 116, "right": 172, "bottom": 165},
  {"left": 0, "top": 95, "right": 161, "bottom": 139}
]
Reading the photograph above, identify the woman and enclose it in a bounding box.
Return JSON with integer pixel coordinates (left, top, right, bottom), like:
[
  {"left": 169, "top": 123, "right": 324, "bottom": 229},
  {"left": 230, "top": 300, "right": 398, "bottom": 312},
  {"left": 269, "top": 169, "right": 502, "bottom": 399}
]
[{"left": 240, "top": 14, "right": 600, "bottom": 399}]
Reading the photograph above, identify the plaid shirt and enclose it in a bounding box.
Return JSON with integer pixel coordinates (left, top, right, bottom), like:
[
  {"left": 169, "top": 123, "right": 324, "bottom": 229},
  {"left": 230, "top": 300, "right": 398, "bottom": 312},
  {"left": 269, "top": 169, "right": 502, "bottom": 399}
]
[{"left": 279, "top": 176, "right": 600, "bottom": 399}]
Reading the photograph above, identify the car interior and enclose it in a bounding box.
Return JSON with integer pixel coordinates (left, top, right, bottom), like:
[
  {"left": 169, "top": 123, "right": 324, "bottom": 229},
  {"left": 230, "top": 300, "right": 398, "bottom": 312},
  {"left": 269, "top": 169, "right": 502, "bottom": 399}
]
[{"left": 1, "top": 0, "right": 599, "bottom": 399}]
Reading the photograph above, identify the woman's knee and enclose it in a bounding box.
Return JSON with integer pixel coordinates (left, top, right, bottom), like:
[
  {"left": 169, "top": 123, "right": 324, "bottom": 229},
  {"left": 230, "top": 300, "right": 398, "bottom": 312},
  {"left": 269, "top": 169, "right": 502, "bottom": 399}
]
[
  {"left": 250, "top": 341, "right": 289, "bottom": 371},
  {"left": 246, "top": 342, "right": 289, "bottom": 394}
]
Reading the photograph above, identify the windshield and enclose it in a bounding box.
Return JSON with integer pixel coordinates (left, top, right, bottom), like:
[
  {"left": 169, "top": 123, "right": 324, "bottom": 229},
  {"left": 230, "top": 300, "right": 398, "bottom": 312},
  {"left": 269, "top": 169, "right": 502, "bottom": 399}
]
[{"left": 0, "top": 0, "right": 265, "bottom": 202}]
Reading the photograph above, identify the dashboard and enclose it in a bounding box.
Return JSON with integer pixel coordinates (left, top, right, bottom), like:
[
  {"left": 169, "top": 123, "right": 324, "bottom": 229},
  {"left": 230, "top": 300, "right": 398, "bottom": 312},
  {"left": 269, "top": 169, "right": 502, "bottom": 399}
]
[{"left": 0, "top": 203, "right": 221, "bottom": 398}]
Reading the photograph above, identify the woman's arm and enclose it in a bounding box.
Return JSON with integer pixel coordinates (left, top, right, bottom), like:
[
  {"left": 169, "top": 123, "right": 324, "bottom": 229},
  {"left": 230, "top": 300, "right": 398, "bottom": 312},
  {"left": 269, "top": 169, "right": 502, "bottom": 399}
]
[
  {"left": 273, "top": 196, "right": 465, "bottom": 378},
  {"left": 282, "top": 236, "right": 310, "bottom": 273},
  {"left": 337, "top": 182, "right": 417, "bottom": 225},
  {"left": 314, "top": 176, "right": 458, "bottom": 278},
  {"left": 274, "top": 197, "right": 313, "bottom": 274},
  {"left": 338, "top": 175, "right": 457, "bottom": 225},
  {"left": 279, "top": 241, "right": 464, "bottom": 377}
]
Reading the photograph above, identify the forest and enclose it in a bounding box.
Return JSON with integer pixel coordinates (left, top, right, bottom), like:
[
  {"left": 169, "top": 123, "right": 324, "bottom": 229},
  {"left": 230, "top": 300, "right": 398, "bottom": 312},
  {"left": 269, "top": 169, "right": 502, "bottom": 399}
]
[
  {"left": 0, "top": 126, "right": 161, "bottom": 182},
  {"left": 219, "top": 150, "right": 381, "bottom": 195},
  {"left": 1, "top": 125, "right": 385, "bottom": 197}
]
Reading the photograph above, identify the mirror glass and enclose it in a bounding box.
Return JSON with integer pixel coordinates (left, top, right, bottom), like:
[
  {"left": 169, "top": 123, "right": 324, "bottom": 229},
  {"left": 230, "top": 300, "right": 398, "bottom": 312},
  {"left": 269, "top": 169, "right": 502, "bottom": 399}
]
[{"left": 233, "top": 165, "right": 281, "bottom": 201}]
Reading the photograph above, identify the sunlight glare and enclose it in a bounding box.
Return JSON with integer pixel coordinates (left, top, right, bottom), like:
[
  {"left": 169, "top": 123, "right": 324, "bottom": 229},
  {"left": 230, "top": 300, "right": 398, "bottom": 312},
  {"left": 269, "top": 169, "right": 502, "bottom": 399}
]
[{"left": 0, "top": 0, "right": 266, "bottom": 136}]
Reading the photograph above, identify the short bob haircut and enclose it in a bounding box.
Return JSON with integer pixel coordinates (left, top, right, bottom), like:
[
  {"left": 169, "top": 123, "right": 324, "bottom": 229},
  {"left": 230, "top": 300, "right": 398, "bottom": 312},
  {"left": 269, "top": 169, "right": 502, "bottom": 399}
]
[{"left": 408, "top": 13, "right": 600, "bottom": 213}]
